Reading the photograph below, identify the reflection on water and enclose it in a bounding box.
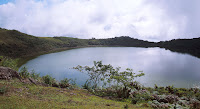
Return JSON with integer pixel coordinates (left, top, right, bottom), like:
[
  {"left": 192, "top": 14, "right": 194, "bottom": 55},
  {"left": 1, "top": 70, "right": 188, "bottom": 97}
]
[{"left": 20, "top": 47, "right": 200, "bottom": 88}]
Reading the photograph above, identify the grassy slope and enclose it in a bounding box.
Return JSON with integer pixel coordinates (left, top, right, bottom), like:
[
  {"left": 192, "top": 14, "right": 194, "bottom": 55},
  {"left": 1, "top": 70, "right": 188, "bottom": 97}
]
[
  {"left": 0, "top": 79, "right": 148, "bottom": 109},
  {"left": 1, "top": 28, "right": 200, "bottom": 59},
  {"left": 0, "top": 28, "right": 88, "bottom": 58}
]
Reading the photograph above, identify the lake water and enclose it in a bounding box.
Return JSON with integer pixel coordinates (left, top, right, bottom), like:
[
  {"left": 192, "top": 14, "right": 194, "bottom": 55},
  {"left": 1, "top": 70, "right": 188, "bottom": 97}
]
[{"left": 20, "top": 47, "right": 200, "bottom": 88}]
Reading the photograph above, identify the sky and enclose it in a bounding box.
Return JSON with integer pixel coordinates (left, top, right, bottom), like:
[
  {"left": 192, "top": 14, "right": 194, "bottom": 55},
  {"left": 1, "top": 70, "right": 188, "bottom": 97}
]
[{"left": 0, "top": 0, "right": 200, "bottom": 41}]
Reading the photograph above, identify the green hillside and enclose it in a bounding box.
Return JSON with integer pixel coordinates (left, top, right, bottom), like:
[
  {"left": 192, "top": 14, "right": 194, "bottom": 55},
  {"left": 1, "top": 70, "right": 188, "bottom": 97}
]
[
  {"left": 158, "top": 38, "right": 200, "bottom": 58},
  {"left": 0, "top": 27, "right": 200, "bottom": 59},
  {"left": 0, "top": 28, "right": 89, "bottom": 58},
  {"left": 0, "top": 28, "right": 155, "bottom": 58}
]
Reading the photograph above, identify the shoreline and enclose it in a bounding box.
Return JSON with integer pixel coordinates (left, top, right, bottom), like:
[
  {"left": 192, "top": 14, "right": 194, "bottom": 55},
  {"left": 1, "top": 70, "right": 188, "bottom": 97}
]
[{"left": 17, "top": 45, "right": 159, "bottom": 67}]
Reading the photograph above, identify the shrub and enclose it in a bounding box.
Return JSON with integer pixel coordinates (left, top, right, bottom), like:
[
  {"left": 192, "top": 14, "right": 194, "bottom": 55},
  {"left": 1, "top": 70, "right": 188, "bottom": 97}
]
[
  {"left": 116, "top": 86, "right": 131, "bottom": 98},
  {"left": 131, "top": 89, "right": 152, "bottom": 104},
  {"left": 42, "top": 75, "right": 56, "bottom": 86},
  {"left": 189, "top": 98, "right": 200, "bottom": 109},
  {"left": 148, "top": 100, "right": 170, "bottom": 109},
  {"left": 60, "top": 78, "right": 71, "bottom": 88},
  {"left": 82, "top": 80, "right": 91, "bottom": 90},
  {"left": 74, "top": 61, "right": 144, "bottom": 98},
  {"left": 30, "top": 70, "right": 40, "bottom": 80},
  {"left": 19, "top": 66, "right": 30, "bottom": 78}
]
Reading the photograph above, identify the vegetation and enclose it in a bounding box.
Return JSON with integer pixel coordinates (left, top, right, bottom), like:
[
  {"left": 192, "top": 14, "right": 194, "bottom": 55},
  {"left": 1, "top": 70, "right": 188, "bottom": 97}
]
[
  {"left": 74, "top": 61, "right": 200, "bottom": 108},
  {"left": 0, "top": 59, "right": 146, "bottom": 108},
  {"left": 60, "top": 78, "right": 71, "bottom": 88},
  {"left": 0, "top": 28, "right": 88, "bottom": 58},
  {"left": 158, "top": 38, "right": 200, "bottom": 58},
  {"left": 0, "top": 79, "right": 143, "bottom": 109},
  {"left": 1, "top": 58, "right": 200, "bottom": 108},
  {"left": 1, "top": 27, "right": 200, "bottom": 108},
  {"left": 42, "top": 75, "right": 56, "bottom": 86},
  {"left": 0, "top": 86, "right": 7, "bottom": 95},
  {"left": 74, "top": 61, "right": 144, "bottom": 98},
  {"left": 0, "top": 56, "right": 18, "bottom": 70},
  {"left": 19, "top": 66, "right": 30, "bottom": 78},
  {"left": 30, "top": 70, "right": 40, "bottom": 80},
  {"left": 1, "top": 28, "right": 199, "bottom": 59}
]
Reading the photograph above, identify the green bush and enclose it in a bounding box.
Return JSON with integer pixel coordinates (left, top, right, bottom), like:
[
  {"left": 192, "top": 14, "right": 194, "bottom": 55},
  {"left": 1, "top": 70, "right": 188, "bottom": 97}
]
[
  {"left": 82, "top": 80, "right": 91, "bottom": 90},
  {"left": 30, "top": 70, "right": 40, "bottom": 80},
  {"left": 60, "top": 78, "right": 71, "bottom": 88},
  {"left": 131, "top": 90, "right": 152, "bottom": 104},
  {"left": 74, "top": 61, "right": 144, "bottom": 98},
  {"left": 74, "top": 61, "right": 144, "bottom": 89},
  {"left": 42, "top": 75, "right": 56, "bottom": 86},
  {"left": 19, "top": 66, "right": 30, "bottom": 78}
]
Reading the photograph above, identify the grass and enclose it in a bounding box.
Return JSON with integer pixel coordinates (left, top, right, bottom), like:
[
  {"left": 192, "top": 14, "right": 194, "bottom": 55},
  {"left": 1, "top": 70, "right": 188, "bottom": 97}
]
[{"left": 0, "top": 79, "right": 149, "bottom": 109}]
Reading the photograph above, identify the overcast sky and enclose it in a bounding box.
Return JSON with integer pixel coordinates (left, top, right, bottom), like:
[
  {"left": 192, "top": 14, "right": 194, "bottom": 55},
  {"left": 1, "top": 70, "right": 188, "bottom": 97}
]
[{"left": 0, "top": 0, "right": 200, "bottom": 41}]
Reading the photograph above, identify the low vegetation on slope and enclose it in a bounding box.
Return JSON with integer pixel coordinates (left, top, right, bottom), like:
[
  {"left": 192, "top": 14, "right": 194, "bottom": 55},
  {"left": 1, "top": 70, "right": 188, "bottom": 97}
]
[
  {"left": 0, "top": 57, "right": 147, "bottom": 109},
  {"left": 0, "top": 27, "right": 200, "bottom": 58},
  {"left": 0, "top": 79, "right": 145, "bottom": 109},
  {"left": 158, "top": 38, "right": 200, "bottom": 58},
  {"left": 0, "top": 28, "right": 89, "bottom": 58},
  {"left": 1, "top": 58, "right": 200, "bottom": 108}
]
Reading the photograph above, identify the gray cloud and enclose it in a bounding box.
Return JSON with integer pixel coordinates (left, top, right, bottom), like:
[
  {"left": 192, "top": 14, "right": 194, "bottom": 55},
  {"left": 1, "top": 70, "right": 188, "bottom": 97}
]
[{"left": 0, "top": 0, "right": 199, "bottom": 41}]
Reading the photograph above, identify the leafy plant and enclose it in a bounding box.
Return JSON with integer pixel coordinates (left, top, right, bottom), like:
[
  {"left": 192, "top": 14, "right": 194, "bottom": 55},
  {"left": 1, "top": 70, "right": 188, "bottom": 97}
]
[
  {"left": 74, "top": 61, "right": 144, "bottom": 98},
  {"left": 131, "top": 89, "right": 152, "bottom": 104},
  {"left": 42, "top": 75, "right": 56, "bottom": 86},
  {"left": 82, "top": 80, "right": 91, "bottom": 90},
  {"left": 60, "top": 78, "right": 71, "bottom": 88},
  {"left": 19, "top": 66, "right": 30, "bottom": 78},
  {"left": 30, "top": 70, "right": 40, "bottom": 80}
]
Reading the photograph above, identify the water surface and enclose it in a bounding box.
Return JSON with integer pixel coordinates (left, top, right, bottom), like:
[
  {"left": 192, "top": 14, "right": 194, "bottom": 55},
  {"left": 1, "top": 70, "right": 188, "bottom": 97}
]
[{"left": 20, "top": 47, "right": 200, "bottom": 88}]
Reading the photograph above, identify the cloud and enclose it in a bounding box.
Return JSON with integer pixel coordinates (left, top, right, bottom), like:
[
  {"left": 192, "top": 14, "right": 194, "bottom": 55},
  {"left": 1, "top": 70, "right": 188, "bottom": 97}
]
[{"left": 0, "top": 0, "right": 199, "bottom": 41}]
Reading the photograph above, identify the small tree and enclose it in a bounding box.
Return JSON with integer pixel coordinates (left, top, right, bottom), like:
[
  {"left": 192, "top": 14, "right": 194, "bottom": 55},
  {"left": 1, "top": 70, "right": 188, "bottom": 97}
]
[{"left": 74, "top": 61, "right": 144, "bottom": 89}]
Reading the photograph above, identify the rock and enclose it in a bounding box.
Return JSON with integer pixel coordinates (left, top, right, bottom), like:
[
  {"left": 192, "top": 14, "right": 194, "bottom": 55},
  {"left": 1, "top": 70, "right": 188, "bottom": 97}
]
[
  {"left": 0, "top": 66, "right": 21, "bottom": 80},
  {"left": 0, "top": 67, "right": 50, "bottom": 87}
]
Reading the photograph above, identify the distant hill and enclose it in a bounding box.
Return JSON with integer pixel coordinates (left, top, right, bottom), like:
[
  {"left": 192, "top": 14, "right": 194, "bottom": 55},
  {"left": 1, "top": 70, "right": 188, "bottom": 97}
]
[
  {"left": 91, "top": 36, "right": 156, "bottom": 47},
  {"left": 0, "top": 27, "right": 200, "bottom": 58},
  {"left": 157, "top": 38, "right": 200, "bottom": 58}
]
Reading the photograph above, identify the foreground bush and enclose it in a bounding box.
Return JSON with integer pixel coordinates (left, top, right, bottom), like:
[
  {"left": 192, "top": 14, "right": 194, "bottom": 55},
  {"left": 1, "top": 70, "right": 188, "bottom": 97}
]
[
  {"left": 60, "top": 78, "right": 71, "bottom": 88},
  {"left": 74, "top": 61, "right": 144, "bottom": 98},
  {"left": 42, "top": 75, "right": 56, "bottom": 86},
  {"left": 74, "top": 61, "right": 200, "bottom": 109}
]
